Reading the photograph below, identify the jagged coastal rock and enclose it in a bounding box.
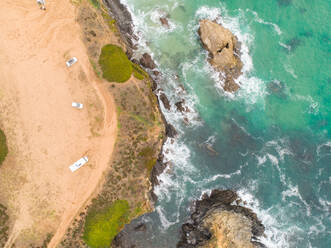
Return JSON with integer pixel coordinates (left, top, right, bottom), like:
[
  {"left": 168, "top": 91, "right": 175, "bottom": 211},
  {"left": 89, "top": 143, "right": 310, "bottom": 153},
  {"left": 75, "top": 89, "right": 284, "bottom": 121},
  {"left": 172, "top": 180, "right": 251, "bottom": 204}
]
[
  {"left": 177, "top": 189, "right": 266, "bottom": 248},
  {"left": 198, "top": 20, "right": 243, "bottom": 92}
]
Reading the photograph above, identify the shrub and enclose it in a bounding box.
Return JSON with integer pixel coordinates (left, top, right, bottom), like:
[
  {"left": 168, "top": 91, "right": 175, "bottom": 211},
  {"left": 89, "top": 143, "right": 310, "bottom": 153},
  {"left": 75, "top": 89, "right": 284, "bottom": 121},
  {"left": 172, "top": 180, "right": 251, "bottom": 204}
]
[
  {"left": 83, "top": 200, "right": 130, "bottom": 248},
  {"left": 0, "top": 129, "right": 8, "bottom": 166},
  {"left": 88, "top": 0, "right": 100, "bottom": 8},
  {"left": 99, "top": 45, "right": 132, "bottom": 83}
]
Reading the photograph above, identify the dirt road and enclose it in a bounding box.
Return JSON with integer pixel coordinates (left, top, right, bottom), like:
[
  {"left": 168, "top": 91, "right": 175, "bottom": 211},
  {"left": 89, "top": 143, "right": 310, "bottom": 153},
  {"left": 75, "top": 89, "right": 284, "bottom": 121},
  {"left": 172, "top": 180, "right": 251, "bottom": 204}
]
[{"left": 0, "top": 0, "right": 116, "bottom": 246}]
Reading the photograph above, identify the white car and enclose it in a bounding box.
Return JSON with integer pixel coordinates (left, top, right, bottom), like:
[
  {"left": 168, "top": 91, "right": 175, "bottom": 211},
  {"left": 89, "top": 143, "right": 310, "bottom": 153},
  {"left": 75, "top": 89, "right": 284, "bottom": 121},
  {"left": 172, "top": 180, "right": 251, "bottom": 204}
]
[
  {"left": 72, "top": 102, "right": 83, "bottom": 109},
  {"left": 69, "top": 156, "right": 88, "bottom": 172},
  {"left": 66, "top": 57, "right": 78, "bottom": 67}
]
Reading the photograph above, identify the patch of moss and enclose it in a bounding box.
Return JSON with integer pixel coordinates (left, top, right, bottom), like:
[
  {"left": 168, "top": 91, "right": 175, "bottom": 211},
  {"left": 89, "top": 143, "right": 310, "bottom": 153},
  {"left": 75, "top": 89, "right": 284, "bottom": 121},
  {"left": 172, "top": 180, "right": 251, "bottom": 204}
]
[
  {"left": 83, "top": 200, "right": 130, "bottom": 248},
  {"left": 99, "top": 45, "right": 132, "bottom": 83},
  {"left": 0, "top": 129, "right": 8, "bottom": 166}
]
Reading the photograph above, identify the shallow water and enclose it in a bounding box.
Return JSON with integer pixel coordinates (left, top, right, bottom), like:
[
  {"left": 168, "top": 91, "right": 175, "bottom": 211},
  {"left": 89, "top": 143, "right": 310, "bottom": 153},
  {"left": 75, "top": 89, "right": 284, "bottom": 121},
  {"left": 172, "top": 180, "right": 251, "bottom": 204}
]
[{"left": 121, "top": 0, "right": 331, "bottom": 247}]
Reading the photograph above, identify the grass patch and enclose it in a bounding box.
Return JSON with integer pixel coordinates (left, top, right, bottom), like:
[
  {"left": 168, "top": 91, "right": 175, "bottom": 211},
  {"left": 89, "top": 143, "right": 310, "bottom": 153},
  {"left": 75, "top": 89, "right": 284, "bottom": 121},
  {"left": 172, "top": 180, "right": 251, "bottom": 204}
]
[
  {"left": 101, "top": 12, "right": 118, "bottom": 34},
  {"left": 88, "top": 0, "right": 100, "bottom": 8},
  {"left": 99, "top": 45, "right": 132, "bottom": 83},
  {"left": 131, "top": 63, "right": 148, "bottom": 80},
  {"left": 129, "top": 113, "right": 149, "bottom": 126},
  {"left": 0, "top": 129, "right": 8, "bottom": 167},
  {"left": 83, "top": 200, "right": 130, "bottom": 248}
]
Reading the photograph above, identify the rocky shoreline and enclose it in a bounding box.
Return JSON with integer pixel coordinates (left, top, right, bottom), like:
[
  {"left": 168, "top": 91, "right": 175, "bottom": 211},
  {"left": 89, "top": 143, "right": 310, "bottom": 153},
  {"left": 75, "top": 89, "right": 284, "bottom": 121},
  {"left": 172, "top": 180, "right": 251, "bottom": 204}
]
[
  {"left": 177, "top": 190, "right": 266, "bottom": 248},
  {"left": 103, "top": 0, "right": 175, "bottom": 201},
  {"left": 103, "top": 2, "right": 266, "bottom": 248}
]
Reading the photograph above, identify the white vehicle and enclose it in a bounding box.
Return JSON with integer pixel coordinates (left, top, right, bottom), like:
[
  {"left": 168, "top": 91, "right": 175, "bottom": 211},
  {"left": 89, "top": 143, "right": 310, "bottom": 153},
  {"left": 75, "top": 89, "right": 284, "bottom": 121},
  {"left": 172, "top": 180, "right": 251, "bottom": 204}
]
[
  {"left": 66, "top": 57, "right": 78, "bottom": 67},
  {"left": 72, "top": 102, "right": 83, "bottom": 109},
  {"left": 69, "top": 156, "right": 88, "bottom": 172}
]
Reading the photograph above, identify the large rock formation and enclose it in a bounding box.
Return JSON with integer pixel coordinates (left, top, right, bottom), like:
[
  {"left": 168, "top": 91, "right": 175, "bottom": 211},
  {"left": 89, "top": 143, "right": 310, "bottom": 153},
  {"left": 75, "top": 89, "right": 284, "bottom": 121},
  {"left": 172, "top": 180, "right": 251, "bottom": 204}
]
[
  {"left": 198, "top": 20, "right": 243, "bottom": 92},
  {"left": 177, "top": 190, "right": 266, "bottom": 248}
]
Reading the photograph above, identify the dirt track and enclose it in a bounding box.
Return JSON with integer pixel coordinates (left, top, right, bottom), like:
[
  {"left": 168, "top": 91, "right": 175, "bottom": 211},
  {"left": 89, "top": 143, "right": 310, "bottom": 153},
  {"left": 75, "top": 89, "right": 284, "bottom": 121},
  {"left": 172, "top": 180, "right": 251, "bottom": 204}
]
[{"left": 0, "top": 0, "right": 117, "bottom": 246}]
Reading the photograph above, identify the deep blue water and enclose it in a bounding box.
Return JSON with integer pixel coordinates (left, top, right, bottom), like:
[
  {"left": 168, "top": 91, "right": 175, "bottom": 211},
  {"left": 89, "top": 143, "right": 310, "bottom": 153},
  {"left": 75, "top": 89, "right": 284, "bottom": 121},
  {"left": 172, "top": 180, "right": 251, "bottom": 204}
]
[{"left": 121, "top": 0, "right": 331, "bottom": 247}]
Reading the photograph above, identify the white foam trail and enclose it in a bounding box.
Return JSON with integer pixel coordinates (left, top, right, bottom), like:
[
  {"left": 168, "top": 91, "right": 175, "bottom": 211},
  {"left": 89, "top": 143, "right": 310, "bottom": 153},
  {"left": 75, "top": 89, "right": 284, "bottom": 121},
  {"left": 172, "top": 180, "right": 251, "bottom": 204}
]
[
  {"left": 279, "top": 42, "right": 291, "bottom": 50},
  {"left": 284, "top": 64, "right": 298, "bottom": 79},
  {"left": 248, "top": 10, "right": 282, "bottom": 35}
]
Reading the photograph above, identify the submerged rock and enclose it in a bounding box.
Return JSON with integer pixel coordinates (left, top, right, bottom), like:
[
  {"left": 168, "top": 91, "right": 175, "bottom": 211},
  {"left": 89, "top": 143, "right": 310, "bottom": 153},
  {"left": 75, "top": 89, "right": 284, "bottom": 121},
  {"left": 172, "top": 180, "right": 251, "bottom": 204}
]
[
  {"left": 177, "top": 189, "right": 266, "bottom": 248},
  {"left": 198, "top": 20, "right": 243, "bottom": 92},
  {"left": 160, "top": 17, "right": 170, "bottom": 28},
  {"left": 175, "top": 100, "right": 190, "bottom": 113}
]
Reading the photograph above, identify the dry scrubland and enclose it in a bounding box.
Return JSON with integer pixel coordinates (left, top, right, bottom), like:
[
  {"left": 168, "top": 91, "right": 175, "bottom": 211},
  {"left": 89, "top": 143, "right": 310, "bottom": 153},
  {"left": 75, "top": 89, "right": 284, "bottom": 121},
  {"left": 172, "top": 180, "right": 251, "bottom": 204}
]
[{"left": 0, "top": 0, "right": 164, "bottom": 247}]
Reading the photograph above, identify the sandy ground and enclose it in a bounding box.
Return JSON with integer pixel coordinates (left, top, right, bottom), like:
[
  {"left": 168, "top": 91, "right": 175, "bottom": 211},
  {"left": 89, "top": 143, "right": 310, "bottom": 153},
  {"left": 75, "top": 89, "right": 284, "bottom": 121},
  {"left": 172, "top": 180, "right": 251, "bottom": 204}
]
[{"left": 0, "top": 0, "right": 117, "bottom": 247}]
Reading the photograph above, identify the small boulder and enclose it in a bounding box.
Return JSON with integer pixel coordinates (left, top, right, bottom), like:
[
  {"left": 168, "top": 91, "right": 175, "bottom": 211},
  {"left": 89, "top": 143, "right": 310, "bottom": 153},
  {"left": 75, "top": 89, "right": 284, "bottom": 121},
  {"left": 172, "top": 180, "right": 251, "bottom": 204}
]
[
  {"left": 139, "top": 53, "right": 156, "bottom": 69},
  {"left": 159, "top": 93, "right": 170, "bottom": 110},
  {"left": 175, "top": 100, "right": 190, "bottom": 113}
]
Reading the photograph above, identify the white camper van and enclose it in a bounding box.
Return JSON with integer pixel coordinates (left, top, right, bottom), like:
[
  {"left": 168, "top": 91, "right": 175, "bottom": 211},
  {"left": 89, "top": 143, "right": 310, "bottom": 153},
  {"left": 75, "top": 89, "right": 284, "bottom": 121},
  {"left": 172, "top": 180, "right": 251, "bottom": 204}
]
[{"left": 69, "top": 156, "right": 88, "bottom": 172}]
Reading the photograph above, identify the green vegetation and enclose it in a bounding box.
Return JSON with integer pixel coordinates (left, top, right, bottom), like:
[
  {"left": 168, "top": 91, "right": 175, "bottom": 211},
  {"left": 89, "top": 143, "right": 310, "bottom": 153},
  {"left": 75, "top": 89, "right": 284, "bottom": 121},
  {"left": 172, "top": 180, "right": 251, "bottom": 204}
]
[
  {"left": 83, "top": 200, "right": 130, "bottom": 248},
  {"left": 129, "top": 113, "right": 149, "bottom": 126},
  {"left": 88, "top": 0, "right": 100, "bottom": 8},
  {"left": 101, "top": 12, "right": 119, "bottom": 34},
  {"left": 132, "top": 63, "right": 148, "bottom": 80},
  {"left": 0, "top": 129, "right": 8, "bottom": 167},
  {"left": 99, "top": 45, "right": 132, "bottom": 83}
]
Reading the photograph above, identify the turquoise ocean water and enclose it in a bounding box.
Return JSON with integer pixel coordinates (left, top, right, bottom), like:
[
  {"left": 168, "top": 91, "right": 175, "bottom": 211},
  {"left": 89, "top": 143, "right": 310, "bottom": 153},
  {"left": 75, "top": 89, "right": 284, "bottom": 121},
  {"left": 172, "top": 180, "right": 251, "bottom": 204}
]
[{"left": 121, "top": 0, "right": 331, "bottom": 247}]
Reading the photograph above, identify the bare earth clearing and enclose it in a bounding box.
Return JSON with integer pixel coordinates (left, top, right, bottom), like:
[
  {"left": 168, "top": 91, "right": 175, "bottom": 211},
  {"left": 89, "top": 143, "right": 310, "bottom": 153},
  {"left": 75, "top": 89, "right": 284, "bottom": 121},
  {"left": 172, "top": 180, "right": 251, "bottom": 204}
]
[{"left": 0, "top": 0, "right": 117, "bottom": 247}]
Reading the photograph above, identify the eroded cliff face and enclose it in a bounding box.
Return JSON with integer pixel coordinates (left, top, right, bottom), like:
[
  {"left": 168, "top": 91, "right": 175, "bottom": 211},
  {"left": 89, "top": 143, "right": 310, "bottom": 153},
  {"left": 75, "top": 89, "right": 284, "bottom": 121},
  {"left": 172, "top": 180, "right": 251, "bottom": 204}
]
[
  {"left": 177, "top": 190, "right": 266, "bottom": 248},
  {"left": 198, "top": 20, "right": 243, "bottom": 92}
]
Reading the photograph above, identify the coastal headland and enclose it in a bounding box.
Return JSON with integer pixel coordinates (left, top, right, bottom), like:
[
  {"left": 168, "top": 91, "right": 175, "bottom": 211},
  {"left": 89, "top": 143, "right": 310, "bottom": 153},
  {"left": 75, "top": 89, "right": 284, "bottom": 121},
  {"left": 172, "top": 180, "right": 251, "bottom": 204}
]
[{"left": 0, "top": 0, "right": 165, "bottom": 247}]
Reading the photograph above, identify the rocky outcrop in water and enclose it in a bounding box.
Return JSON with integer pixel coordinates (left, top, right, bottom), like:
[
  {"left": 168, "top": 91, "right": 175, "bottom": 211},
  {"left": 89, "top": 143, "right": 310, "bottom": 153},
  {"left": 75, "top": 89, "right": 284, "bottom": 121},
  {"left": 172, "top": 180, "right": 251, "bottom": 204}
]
[
  {"left": 177, "top": 189, "right": 266, "bottom": 248},
  {"left": 198, "top": 20, "right": 243, "bottom": 92},
  {"left": 140, "top": 53, "right": 157, "bottom": 69}
]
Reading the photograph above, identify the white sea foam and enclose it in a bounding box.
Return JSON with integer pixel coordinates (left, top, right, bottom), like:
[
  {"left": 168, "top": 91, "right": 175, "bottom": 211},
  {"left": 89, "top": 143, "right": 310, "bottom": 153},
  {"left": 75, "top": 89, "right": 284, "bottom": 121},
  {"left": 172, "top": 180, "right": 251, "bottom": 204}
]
[
  {"left": 265, "top": 138, "right": 292, "bottom": 161},
  {"left": 154, "top": 138, "right": 196, "bottom": 203},
  {"left": 156, "top": 206, "right": 178, "bottom": 230},
  {"left": 317, "top": 141, "right": 331, "bottom": 159},
  {"left": 237, "top": 187, "right": 291, "bottom": 248},
  {"left": 256, "top": 154, "right": 267, "bottom": 166}
]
